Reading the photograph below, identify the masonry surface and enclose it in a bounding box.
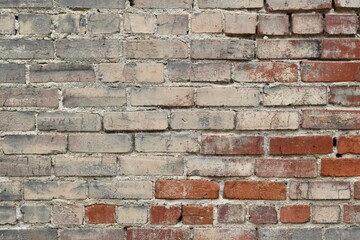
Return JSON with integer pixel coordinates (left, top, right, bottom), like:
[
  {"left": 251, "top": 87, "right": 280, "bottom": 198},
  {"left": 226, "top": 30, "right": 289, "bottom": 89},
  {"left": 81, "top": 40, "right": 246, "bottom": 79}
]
[{"left": 0, "top": 0, "right": 360, "bottom": 239}]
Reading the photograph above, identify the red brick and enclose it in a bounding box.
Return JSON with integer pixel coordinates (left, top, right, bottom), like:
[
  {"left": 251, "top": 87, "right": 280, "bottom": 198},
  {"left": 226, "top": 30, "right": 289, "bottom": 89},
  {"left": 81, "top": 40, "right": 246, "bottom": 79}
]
[
  {"left": 338, "top": 136, "right": 360, "bottom": 154},
  {"left": 330, "top": 86, "right": 360, "bottom": 106},
  {"left": 292, "top": 14, "right": 323, "bottom": 34},
  {"left": 217, "top": 204, "right": 245, "bottom": 224},
  {"left": 255, "top": 159, "right": 317, "bottom": 178},
  {"left": 325, "top": 14, "right": 359, "bottom": 34},
  {"left": 258, "top": 14, "right": 289, "bottom": 35},
  {"left": 248, "top": 205, "right": 277, "bottom": 224},
  {"left": 302, "top": 110, "right": 360, "bottom": 130},
  {"left": 155, "top": 180, "right": 219, "bottom": 199},
  {"left": 224, "top": 181, "right": 286, "bottom": 200},
  {"left": 150, "top": 206, "right": 181, "bottom": 225},
  {"left": 354, "top": 182, "right": 360, "bottom": 199},
  {"left": 85, "top": 204, "right": 115, "bottom": 224},
  {"left": 194, "top": 228, "right": 256, "bottom": 240},
  {"left": 321, "top": 158, "right": 360, "bottom": 177},
  {"left": 322, "top": 39, "right": 360, "bottom": 59},
  {"left": 200, "top": 134, "right": 264, "bottom": 155},
  {"left": 280, "top": 205, "right": 311, "bottom": 223},
  {"left": 302, "top": 61, "right": 360, "bottom": 82},
  {"left": 269, "top": 135, "right": 333, "bottom": 155},
  {"left": 127, "top": 229, "right": 190, "bottom": 240},
  {"left": 344, "top": 205, "right": 360, "bottom": 223},
  {"left": 182, "top": 206, "right": 213, "bottom": 225}
]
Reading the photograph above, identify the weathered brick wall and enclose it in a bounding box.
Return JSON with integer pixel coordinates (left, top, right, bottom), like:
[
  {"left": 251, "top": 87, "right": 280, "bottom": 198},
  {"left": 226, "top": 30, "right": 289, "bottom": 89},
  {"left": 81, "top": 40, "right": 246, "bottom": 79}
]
[{"left": 0, "top": 0, "right": 360, "bottom": 239}]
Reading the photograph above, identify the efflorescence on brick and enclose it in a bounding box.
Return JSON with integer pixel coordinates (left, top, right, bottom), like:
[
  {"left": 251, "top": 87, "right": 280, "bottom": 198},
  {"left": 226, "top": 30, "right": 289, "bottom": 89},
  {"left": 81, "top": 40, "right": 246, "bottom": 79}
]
[{"left": 0, "top": 0, "right": 359, "bottom": 239}]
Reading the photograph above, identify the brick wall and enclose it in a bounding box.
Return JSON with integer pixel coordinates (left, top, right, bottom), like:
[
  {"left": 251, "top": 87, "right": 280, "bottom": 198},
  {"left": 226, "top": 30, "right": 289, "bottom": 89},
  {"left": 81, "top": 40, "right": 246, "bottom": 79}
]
[{"left": 0, "top": 0, "right": 359, "bottom": 239}]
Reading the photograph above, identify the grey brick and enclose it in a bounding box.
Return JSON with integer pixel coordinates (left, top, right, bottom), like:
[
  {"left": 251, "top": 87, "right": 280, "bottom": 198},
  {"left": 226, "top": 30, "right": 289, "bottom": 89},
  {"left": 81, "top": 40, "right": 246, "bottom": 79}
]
[
  {"left": 0, "top": 15, "right": 15, "bottom": 34},
  {"left": 0, "top": 40, "right": 54, "bottom": 59},
  {"left": 0, "top": 88, "right": 59, "bottom": 108},
  {"left": 325, "top": 228, "right": 360, "bottom": 240},
  {"left": 0, "top": 205, "right": 16, "bottom": 224},
  {"left": 21, "top": 204, "right": 51, "bottom": 223},
  {"left": 0, "top": 181, "right": 21, "bottom": 201},
  {"left": 0, "top": 64, "right": 26, "bottom": 83},
  {"left": 56, "top": 0, "right": 125, "bottom": 9},
  {"left": 88, "top": 13, "right": 121, "bottom": 34},
  {"left": 0, "top": 0, "right": 52, "bottom": 8},
  {"left": 57, "top": 14, "right": 84, "bottom": 33},
  {"left": 258, "top": 228, "right": 322, "bottom": 240},
  {"left": 59, "top": 228, "right": 125, "bottom": 240},
  {"left": 0, "top": 229, "right": 57, "bottom": 240},
  {"left": 0, "top": 156, "right": 51, "bottom": 176},
  {"left": 18, "top": 14, "right": 52, "bottom": 35},
  {"left": 0, "top": 112, "right": 35, "bottom": 131}
]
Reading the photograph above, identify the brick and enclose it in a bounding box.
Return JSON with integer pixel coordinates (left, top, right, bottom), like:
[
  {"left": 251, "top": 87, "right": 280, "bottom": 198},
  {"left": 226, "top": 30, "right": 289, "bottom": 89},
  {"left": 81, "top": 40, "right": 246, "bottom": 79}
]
[
  {"left": 104, "top": 111, "right": 168, "bottom": 131},
  {"left": 21, "top": 205, "right": 51, "bottom": 223},
  {"left": 234, "top": 61, "right": 298, "bottom": 83},
  {"left": 302, "top": 110, "right": 360, "bottom": 130},
  {"left": 125, "top": 40, "right": 187, "bottom": 59},
  {"left": 269, "top": 135, "right": 333, "bottom": 155},
  {"left": 224, "top": 13, "right": 257, "bottom": 35},
  {"left": 280, "top": 205, "right": 310, "bottom": 223},
  {"left": 263, "top": 86, "right": 327, "bottom": 106},
  {"left": 192, "top": 39, "right": 254, "bottom": 60},
  {"left": 134, "top": 0, "right": 192, "bottom": 8},
  {"left": 182, "top": 206, "right": 213, "bottom": 225},
  {"left": 192, "top": 12, "right": 222, "bottom": 33},
  {"left": 127, "top": 229, "right": 190, "bottom": 240},
  {"left": 200, "top": 134, "right": 263, "bottom": 155},
  {"left": 86, "top": 204, "right": 115, "bottom": 224},
  {"left": 18, "top": 14, "right": 51, "bottom": 34},
  {"left": 325, "top": 14, "right": 359, "bottom": 34},
  {"left": 325, "top": 228, "right": 360, "bottom": 240},
  {"left": 24, "top": 181, "right": 86, "bottom": 200},
  {"left": 249, "top": 205, "right": 277, "bottom": 224},
  {"left": 56, "top": 39, "right": 119, "bottom": 60},
  {"left": 63, "top": 88, "right": 126, "bottom": 108},
  {"left": 54, "top": 156, "right": 117, "bottom": 177},
  {"left": 0, "top": 229, "right": 57, "bottom": 240},
  {"left": 312, "top": 205, "right": 340, "bottom": 223},
  {"left": 157, "top": 14, "right": 188, "bottom": 35},
  {"left": 0, "top": 88, "right": 58, "bottom": 108},
  {"left": 322, "top": 39, "right": 360, "bottom": 59},
  {"left": 258, "top": 14, "right": 289, "bottom": 35},
  {"left": 224, "top": 181, "right": 286, "bottom": 200},
  {"left": 88, "top": 13, "right": 120, "bottom": 34},
  {"left": 150, "top": 206, "right": 181, "bottom": 225},
  {"left": 292, "top": 14, "right": 323, "bottom": 34},
  {"left": 0, "top": 112, "right": 35, "bottom": 131},
  {"left": 344, "top": 205, "right": 360, "bottom": 223},
  {"left": 119, "top": 155, "right": 183, "bottom": 176},
  {"left": 155, "top": 180, "right": 219, "bottom": 199},
  {"left": 0, "top": 205, "right": 16, "bottom": 224},
  {"left": 0, "top": 40, "right": 54, "bottom": 59},
  {"left": 30, "top": 64, "right": 95, "bottom": 83},
  {"left": 289, "top": 181, "right": 350, "bottom": 200},
  {"left": 0, "top": 0, "right": 52, "bottom": 8},
  {"left": 198, "top": 0, "right": 263, "bottom": 9},
  {"left": 196, "top": 87, "right": 260, "bottom": 107},
  {"left": 217, "top": 204, "right": 246, "bottom": 224},
  {"left": 267, "top": 0, "right": 331, "bottom": 11},
  {"left": 118, "top": 205, "right": 148, "bottom": 224},
  {"left": 38, "top": 112, "right": 101, "bottom": 132},
  {"left": 89, "top": 180, "right": 152, "bottom": 199},
  {"left": 338, "top": 136, "right": 360, "bottom": 154},
  {"left": 53, "top": 204, "right": 83, "bottom": 225},
  {"left": 236, "top": 111, "right": 299, "bottom": 130},
  {"left": 330, "top": 87, "right": 360, "bottom": 106},
  {"left": 56, "top": 0, "right": 125, "bottom": 9},
  {"left": 0, "top": 181, "right": 21, "bottom": 200},
  {"left": 335, "top": 0, "right": 360, "bottom": 8},
  {"left": 321, "top": 158, "right": 360, "bottom": 176},
  {"left": 355, "top": 182, "right": 360, "bottom": 199},
  {"left": 0, "top": 15, "right": 15, "bottom": 34},
  {"left": 0, "top": 64, "right": 25, "bottom": 83},
  {"left": 255, "top": 159, "right": 317, "bottom": 178},
  {"left": 194, "top": 229, "right": 256, "bottom": 240},
  {"left": 0, "top": 156, "right": 51, "bottom": 176},
  {"left": 302, "top": 61, "right": 360, "bottom": 82},
  {"left": 131, "top": 87, "right": 194, "bottom": 107},
  {"left": 57, "top": 14, "right": 84, "bottom": 33},
  {"left": 69, "top": 134, "right": 131, "bottom": 153},
  {"left": 124, "top": 13, "right": 154, "bottom": 34},
  {"left": 257, "top": 39, "right": 320, "bottom": 59},
  {"left": 259, "top": 228, "right": 322, "bottom": 240},
  {"left": 59, "top": 229, "right": 124, "bottom": 240},
  {"left": 3, "top": 135, "right": 66, "bottom": 155},
  {"left": 171, "top": 110, "right": 234, "bottom": 130},
  {"left": 187, "top": 157, "right": 253, "bottom": 177}
]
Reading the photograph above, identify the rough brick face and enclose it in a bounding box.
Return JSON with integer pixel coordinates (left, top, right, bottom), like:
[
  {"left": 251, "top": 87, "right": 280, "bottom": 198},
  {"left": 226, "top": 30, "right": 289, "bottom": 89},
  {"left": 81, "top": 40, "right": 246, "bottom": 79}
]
[
  {"left": 182, "top": 206, "right": 213, "bottom": 225},
  {"left": 224, "top": 181, "right": 286, "bottom": 200},
  {"left": 280, "top": 205, "right": 311, "bottom": 223},
  {"left": 150, "top": 206, "right": 181, "bottom": 225},
  {"left": 249, "top": 205, "right": 277, "bottom": 224},
  {"left": 85, "top": 204, "right": 115, "bottom": 224}
]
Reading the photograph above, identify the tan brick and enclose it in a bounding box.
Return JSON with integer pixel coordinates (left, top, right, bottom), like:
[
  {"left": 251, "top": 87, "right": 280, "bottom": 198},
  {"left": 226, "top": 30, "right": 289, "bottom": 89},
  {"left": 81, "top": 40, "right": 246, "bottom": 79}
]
[
  {"left": 89, "top": 180, "right": 152, "bottom": 199},
  {"left": 68, "top": 134, "right": 132, "bottom": 153},
  {"left": 0, "top": 156, "right": 51, "bottom": 177},
  {"left": 135, "top": 133, "right": 198, "bottom": 153},
  {"left": 258, "top": 14, "right": 289, "bottom": 35},
  {"left": 199, "top": 0, "right": 263, "bottom": 9},
  {"left": 267, "top": 0, "right": 332, "bottom": 11},
  {"left": 56, "top": 0, "right": 125, "bottom": 8},
  {"left": 236, "top": 111, "right": 299, "bottom": 130},
  {"left": 124, "top": 13, "right": 154, "bottom": 34},
  {"left": 53, "top": 204, "right": 83, "bottom": 225},
  {"left": 88, "top": 13, "right": 121, "bottom": 34},
  {"left": 0, "top": 88, "right": 58, "bottom": 108},
  {"left": 302, "top": 110, "right": 360, "bottom": 130},
  {"left": 24, "top": 181, "right": 87, "bottom": 200},
  {"left": 131, "top": 87, "right": 194, "bottom": 107},
  {"left": 312, "top": 205, "right": 340, "bottom": 223},
  {"left": 196, "top": 87, "right": 260, "bottom": 107},
  {"left": 0, "top": 112, "right": 35, "bottom": 131},
  {"left": 119, "top": 155, "right": 183, "bottom": 176},
  {"left": 0, "top": 182, "right": 21, "bottom": 201},
  {"left": 171, "top": 110, "right": 234, "bottom": 130},
  {"left": 192, "top": 12, "right": 222, "bottom": 33},
  {"left": 289, "top": 182, "right": 350, "bottom": 200},
  {"left": 63, "top": 88, "right": 126, "bottom": 107},
  {"left": 118, "top": 205, "right": 148, "bottom": 224},
  {"left": 263, "top": 86, "right": 327, "bottom": 106},
  {"left": 125, "top": 39, "right": 188, "bottom": 59},
  {"left": 224, "top": 13, "right": 257, "bottom": 35},
  {"left": 3, "top": 135, "right": 66, "bottom": 155},
  {"left": 0, "top": 15, "right": 15, "bottom": 34},
  {"left": 157, "top": 14, "right": 188, "bottom": 35},
  {"left": 292, "top": 14, "right": 323, "bottom": 34},
  {"left": 335, "top": 0, "right": 360, "bottom": 8}
]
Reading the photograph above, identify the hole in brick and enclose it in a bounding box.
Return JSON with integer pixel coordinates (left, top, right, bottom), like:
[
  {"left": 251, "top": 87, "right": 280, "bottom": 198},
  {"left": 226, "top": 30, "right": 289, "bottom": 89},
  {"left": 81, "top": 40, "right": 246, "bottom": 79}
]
[
  {"left": 129, "top": 0, "right": 135, "bottom": 6},
  {"left": 333, "top": 138, "right": 337, "bottom": 147},
  {"left": 336, "top": 153, "right": 342, "bottom": 158},
  {"left": 15, "top": 15, "right": 18, "bottom": 20}
]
